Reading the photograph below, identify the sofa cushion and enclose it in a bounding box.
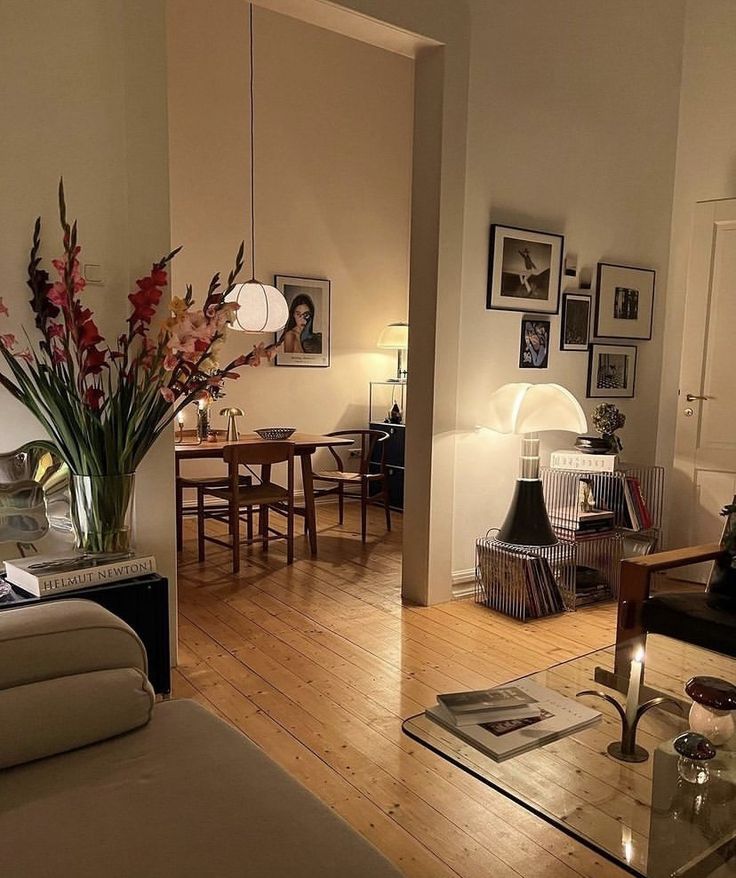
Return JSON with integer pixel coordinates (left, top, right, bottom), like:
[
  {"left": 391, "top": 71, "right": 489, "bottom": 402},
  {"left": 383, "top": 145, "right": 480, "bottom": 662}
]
[
  {"left": 0, "top": 699, "right": 401, "bottom": 878},
  {"left": 643, "top": 591, "right": 736, "bottom": 658},
  {"left": 0, "top": 667, "right": 154, "bottom": 769},
  {"left": 0, "top": 599, "right": 147, "bottom": 690}
]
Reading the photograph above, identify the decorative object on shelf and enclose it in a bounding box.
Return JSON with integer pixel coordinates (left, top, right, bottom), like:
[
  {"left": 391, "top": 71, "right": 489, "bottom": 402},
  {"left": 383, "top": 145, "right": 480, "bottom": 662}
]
[
  {"left": 595, "top": 263, "right": 655, "bottom": 340},
  {"left": 272, "top": 276, "right": 331, "bottom": 367},
  {"left": 225, "top": 4, "right": 288, "bottom": 334},
  {"left": 560, "top": 291, "right": 592, "bottom": 351},
  {"left": 221, "top": 407, "right": 244, "bottom": 442},
  {"left": 486, "top": 383, "right": 587, "bottom": 546},
  {"left": 377, "top": 322, "right": 409, "bottom": 382},
  {"left": 573, "top": 435, "right": 617, "bottom": 456},
  {"left": 587, "top": 343, "right": 637, "bottom": 399},
  {"left": 673, "top": 732, "right": 716, "bottom": 784},
  {"left": 578, "top": 648, "right": 681, "bottom": 763},
  {"left": 0, "top": 184, "right": 270, "bottom": 555},
  {"left": 196, "top": 399, "right": 212, "bottom": 442},
  {"left": 389, "top": 402, "right": 403, "bottom": 424},
  {"left": 685, "top": 676, "right": 736, "bottom": 746},
  {"left": 591, "top": 402, "right": 626, "bottom": 454},
  {"left": 519, "top": 318, "right": 550, "bottom": 369},
  {"left": 254, "top": 427, "right": 296, "bottom": 441},
  {"left": 487, "top": 224, "right": 563, "bottom": 314}
]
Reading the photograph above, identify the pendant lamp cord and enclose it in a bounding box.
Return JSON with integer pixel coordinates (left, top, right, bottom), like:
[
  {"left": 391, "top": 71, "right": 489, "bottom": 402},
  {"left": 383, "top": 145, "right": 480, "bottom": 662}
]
[{"left": 249, "top": 2, "right": 257, "bottom": 281}]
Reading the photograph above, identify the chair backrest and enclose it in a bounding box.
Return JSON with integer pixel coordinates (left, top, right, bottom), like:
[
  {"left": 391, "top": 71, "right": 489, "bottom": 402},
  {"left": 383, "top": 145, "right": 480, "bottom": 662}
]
[
  {"left": 326, "top": 430, "right": 389, "bottom": 475},
  {"left": 223, "top": 442, "right": 295, "bottom": 498}
]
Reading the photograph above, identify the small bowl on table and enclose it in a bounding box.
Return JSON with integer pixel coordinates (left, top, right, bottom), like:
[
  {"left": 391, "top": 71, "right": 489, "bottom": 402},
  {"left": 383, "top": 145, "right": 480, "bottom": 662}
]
[{"left": 254, "top": 428, "right": 296, "bottom": 441}]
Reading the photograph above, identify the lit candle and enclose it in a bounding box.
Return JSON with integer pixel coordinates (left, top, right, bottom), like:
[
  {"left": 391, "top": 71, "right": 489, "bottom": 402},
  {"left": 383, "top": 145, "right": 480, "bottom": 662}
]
[
  {"left": 625, "top": 647, "right": 644, "bottom": 729},
  {"left": 176, "top": 411, "right": 184, "bottom": 426}
]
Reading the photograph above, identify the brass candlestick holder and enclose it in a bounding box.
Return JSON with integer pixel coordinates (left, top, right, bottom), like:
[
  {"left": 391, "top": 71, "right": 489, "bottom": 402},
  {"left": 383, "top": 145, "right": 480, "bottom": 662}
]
[{"left": 577, "top": 689, "right": 681, "bottom": 763}]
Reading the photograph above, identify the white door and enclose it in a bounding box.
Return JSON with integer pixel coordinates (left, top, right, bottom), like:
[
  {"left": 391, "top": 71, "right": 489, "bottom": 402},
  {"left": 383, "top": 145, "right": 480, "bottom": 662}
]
[{"left": 671, "top": 199, "right": 736, "bottom": 575}]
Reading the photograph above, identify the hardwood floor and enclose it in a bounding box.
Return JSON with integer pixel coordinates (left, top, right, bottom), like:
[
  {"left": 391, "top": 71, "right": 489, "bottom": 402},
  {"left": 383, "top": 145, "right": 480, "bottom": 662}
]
[{"left": 175, "top": 502, "right": 625, "bottom": 878}]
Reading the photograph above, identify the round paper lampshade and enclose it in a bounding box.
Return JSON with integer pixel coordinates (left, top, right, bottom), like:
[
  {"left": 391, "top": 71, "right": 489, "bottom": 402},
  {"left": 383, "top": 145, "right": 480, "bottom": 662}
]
[{"left": 226, "top": 281, "right": 289, "bottom": 333}]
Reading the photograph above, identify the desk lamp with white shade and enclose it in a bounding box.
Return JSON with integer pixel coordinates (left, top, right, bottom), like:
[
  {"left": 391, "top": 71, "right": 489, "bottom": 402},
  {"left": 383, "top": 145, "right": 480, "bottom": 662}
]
[
  {"left": 377, "top": 322, "right": 409, "bottom": 382},
  {"left": 487, "top": 382, "right": 587, "bottom": 546}
]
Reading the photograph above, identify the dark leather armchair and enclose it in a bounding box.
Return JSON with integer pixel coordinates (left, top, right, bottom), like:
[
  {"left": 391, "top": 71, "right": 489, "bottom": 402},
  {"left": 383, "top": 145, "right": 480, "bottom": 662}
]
[{"left": 614, "top": 543, "right": 736, "bottom": 679}]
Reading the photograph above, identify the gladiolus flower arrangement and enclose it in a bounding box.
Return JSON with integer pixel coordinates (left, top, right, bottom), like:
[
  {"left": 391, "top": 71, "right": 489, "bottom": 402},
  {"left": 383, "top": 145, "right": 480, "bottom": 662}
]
[{"left": 0, "top": 183, "right": 269, "bottom": 554}]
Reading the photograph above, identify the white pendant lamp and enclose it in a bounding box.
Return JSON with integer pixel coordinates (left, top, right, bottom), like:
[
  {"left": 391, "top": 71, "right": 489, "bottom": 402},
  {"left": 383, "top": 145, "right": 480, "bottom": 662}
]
[{"left": 226, "top": 4, "right": 288, "bottom": 333}]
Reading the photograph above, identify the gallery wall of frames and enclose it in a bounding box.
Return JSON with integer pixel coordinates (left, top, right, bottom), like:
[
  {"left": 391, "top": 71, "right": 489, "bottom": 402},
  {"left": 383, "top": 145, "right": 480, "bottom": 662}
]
[{"left": 487, "top": 223, "right": 655, "bottom": 399}]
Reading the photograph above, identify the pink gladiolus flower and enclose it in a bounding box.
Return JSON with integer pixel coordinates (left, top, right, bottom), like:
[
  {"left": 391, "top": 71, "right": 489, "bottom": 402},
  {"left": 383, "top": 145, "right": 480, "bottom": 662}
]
[
  {"left": 48, "top": 282, "right": 68, "bottom": 308},
  {"left": 164, "top": 352, "right": 179, "bottom": 372},
  {"left": 160, "top": 387, "right": 175, "bottom": 403},
  {"left": 0, "top": 298, "right": 8, "bottom": 317},
  {"left": 14, "top": 349, "right": 34, "bottom": 364},
  {"left": 0, "top": 333, "right": 16, "bottom": 349}
]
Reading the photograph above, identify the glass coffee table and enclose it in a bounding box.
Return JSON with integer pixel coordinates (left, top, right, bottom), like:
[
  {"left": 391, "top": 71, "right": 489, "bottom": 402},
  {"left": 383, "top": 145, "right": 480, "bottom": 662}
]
[{"left": 402, "top": 635, "right": 736, "bottom": 877}]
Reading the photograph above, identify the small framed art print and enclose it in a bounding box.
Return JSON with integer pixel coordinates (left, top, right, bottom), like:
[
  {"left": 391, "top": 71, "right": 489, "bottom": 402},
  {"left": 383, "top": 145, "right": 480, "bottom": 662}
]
[
  {"left": 487, "top": 224, "right": 563, "bottom": 314},
  {"left": 519, "top": 317, "right": 550, "bottom": 369},
  {"left": 273, "top": 275, "right": 330, "bottom": 367},
  {"left": 595, "top": 263, "right": 654, "bottom": 340},
  {"left": 560, "top": 292, "right": 591, "bottom": 351},
  {"left": 587, "top": 343, "right": 637, "bottom": 398}
]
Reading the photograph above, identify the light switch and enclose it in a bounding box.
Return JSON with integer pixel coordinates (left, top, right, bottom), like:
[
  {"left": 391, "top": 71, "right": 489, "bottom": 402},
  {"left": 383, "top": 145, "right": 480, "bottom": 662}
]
[{"left": 83, "top": 263, "right": 104, "bottom": 285}]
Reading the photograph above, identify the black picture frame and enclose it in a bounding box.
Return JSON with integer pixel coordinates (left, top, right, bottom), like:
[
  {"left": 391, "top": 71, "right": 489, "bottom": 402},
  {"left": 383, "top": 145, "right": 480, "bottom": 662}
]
[
  {"left": 519, "top": 317, "right": 550, "bottom": 369},
  {"left": 560, "top": 292, "right": 592, "bottom": 351},
  {"left": 273, "top": 275, "right": 331, "bottom": 368},
  {"left": 594, "top": 262, "right": 655, "bottom": 340},
  {"left": 587, "top": 343, "right": 637, "bottom": 398},
  {"left": 487, "top": 224, "right": 564, "bottom": 315}
]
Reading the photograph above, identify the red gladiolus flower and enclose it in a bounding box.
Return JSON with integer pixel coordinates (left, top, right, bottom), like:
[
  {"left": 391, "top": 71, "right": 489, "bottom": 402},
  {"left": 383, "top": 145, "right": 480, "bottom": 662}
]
[
  {"left": 51, "top": 346, "right": 68, "bottom": 365},
  {"left": 83, "top": 346, "right": 108, "bottom": 375},
  {"left": 83, "top": 387, "right": 105, "bottom": 410},
  {"left": 128, "top": 266, "right": 168, "bottom": 335},
  {"left": 47, "top": 322, "right": 65, "bottom": 338}
]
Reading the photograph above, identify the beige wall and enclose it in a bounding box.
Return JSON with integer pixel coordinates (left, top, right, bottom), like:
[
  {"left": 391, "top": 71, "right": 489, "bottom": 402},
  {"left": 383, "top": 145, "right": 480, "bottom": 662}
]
[
  {"left": 450, "top": 0, "right": 685, "bottom": 575},
  {"left": 658, "top": 0, "right": 736, "bottom": 545},
  {"left": 167, "top": 1, "right": 413, "bottom": 484},
  {"left": 0, "top": 0, "right": 175, "bottom": 606}
]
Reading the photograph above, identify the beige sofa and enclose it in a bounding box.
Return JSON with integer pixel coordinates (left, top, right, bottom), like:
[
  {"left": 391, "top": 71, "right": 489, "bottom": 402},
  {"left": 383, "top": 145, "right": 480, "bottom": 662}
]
[{"left": 0, "top": 600, "right": 401, "bottom": 878}]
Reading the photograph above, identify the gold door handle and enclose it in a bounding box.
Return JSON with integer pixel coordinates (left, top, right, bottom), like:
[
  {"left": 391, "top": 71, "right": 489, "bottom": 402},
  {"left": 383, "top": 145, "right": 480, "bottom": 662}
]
[{"left": 685, "top": 394, "right": 710, "bottom": 402}]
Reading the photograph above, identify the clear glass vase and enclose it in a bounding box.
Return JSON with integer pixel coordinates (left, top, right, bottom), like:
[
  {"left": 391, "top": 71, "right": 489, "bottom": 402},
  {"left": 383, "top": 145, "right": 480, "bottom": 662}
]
[{"left": 70, "top": 473, "right": 135, "bottom": 556}]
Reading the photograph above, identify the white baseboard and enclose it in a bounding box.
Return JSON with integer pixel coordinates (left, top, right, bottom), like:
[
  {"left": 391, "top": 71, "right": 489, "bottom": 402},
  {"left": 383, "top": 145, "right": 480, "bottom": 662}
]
[{"left": 452, "top": 567, "right": 475, "bottom": 599}]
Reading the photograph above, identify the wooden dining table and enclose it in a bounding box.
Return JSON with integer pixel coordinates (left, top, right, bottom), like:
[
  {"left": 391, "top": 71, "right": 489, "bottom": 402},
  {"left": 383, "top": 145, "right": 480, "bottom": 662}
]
[{"left": 175, "top": 432, "right": 353, "bottom": 556}]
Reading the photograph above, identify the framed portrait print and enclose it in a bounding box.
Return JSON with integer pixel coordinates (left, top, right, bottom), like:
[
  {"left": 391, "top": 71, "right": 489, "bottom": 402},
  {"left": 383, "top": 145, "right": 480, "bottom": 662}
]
[
  {"left": 560, "top": 292, "right": 591, "bottom": 351},
  {"left": 273, "top": 275, "right": 330, "bottom": 367},
  {"left": 595, "top": 263, "right": 654, "bottom": 340},
  {"left": 519, "top": 317, "right": 550, "bottom": 369},
  {"left": 587, "top": 343, "right": 637, "bottom": 398},
  {"left": 487, "top": 224, "right": 564, "bottom": 314}
]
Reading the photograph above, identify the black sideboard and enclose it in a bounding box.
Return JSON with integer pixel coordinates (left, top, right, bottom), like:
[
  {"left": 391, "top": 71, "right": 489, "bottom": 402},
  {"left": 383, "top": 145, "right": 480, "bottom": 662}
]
[{"left": 0, "top": 573, "right": 171, "bottom": 694}]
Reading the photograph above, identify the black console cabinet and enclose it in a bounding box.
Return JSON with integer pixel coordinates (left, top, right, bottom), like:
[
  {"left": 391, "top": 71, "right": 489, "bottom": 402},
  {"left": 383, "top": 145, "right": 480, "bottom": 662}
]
[
  {"left": 0, "top": 573, "right": 171, "bottom": 694},
  {"left": 369, "top": 421, "right": 405, "bottom": 511}
]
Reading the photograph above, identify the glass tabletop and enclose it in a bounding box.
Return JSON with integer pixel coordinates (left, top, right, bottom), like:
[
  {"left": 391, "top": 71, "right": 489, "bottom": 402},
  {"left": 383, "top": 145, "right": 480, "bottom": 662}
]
[{"left": 402, "top": 635, "right": 736, "bottom": 878}]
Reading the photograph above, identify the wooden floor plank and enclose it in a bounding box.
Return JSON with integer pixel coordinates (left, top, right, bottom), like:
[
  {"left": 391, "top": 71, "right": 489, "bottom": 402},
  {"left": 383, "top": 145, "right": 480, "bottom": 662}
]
[{"left": 177, "top": 502, "right": 627, "bottom": 877}]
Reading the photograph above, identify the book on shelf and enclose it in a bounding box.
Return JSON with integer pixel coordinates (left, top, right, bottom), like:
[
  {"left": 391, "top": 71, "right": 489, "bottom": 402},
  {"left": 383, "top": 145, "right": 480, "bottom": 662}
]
[
  {"left": 551, "top": 507, "right": 615, "bottom": 538},
  {"left": 550, "top": 450, "right": 618, "bottom": 472},
  {"left": 436, "top": 686, "right": 540, "bottom": 727},
  {"left": 4, "top": 553, "right": 157, "bottom": 597},
  {"left": 620, "top": 476, "right": 653, "bottom": 531},
  {"left": 425, "top": 679, "right": 601, "bottom": 761}
]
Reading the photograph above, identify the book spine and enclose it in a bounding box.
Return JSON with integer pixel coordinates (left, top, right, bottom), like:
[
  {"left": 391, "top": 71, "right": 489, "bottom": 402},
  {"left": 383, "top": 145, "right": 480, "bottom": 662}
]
[{"left": 34, "top": 557, "right": 157, "bottom": 595}]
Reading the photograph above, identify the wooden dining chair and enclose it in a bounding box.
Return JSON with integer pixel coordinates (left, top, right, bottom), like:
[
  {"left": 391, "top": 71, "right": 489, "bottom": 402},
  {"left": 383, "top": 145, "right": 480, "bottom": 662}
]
[
  {"left": 176, "top": 473, "right": 253, "bottom": 552},
  {"left": 312, "top": 429, "right": 390, "bottom": 543},
  {"left": 197, "top": 442, "right": 295, "bottom": 573}
]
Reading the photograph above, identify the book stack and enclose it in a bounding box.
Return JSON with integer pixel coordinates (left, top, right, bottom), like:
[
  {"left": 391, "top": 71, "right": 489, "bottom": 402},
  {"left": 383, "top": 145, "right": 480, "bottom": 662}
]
[
  {"left": 574, "top": 565, "right": 612, "bottom": 606},
  {"left": 552, "top": 507, "right": 615, "bottom": 539},
  {"left": 524, "top": 555, "right": 565, "bottom": 618},
  {"left": 426, "top": 680, "right": 601, "bottom": 761},
  {"left": 622, "top": 476, "right": 653, "bottom": 531},
  {"left": 550, "top": 450, "right": 618, "bottom": 473}
]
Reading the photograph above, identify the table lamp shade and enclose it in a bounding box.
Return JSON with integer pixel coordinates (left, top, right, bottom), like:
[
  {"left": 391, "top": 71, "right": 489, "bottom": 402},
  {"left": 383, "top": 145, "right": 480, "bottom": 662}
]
[
  {"left": 377, "top": 322, "right": 409, "bottom": 349},
  {"left": 487, "top": 383, "right": 587, "bottom": 547}
]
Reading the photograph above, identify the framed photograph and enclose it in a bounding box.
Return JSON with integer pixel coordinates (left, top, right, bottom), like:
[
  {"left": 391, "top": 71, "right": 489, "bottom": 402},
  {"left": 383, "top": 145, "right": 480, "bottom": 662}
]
[
  {"left": 519, "top": 317, "right": 550, "bottom": 369},
  {"left": 273, "top": 275, "right": 330, "bottom": 367},
  {"left": 587, "top": 343, "right": 637, "bottom": 398},
  {"left": 560, "top": 292, "right": 592, "bottom": 351},
  {"left": 595, "top": 263, "right": 654, "bottom": 340},
  {"left": 487, "top": 224, "right": 564, "bottom": 314}
]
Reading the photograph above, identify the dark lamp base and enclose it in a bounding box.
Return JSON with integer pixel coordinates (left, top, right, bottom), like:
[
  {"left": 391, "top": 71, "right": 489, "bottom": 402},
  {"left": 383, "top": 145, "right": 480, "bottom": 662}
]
[{"left": 497, "top": 480, "right": 558, "bottom": 547}]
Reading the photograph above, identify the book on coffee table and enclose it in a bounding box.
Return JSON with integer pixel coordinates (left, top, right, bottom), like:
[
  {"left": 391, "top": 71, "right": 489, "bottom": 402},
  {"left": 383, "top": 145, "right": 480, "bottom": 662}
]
[
  {"left": 436, "top": 686, "right": 540, "bottom": 726},
  {"left": 4, "top": 553, "right": 157, "bottom": 597},
  {"left": 426, "top": 679, "right": 600, "bottom": 761}
]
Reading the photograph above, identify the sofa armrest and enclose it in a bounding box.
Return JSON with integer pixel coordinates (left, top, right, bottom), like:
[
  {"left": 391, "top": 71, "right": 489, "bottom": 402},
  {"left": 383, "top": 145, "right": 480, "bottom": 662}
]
[{"left": 0, "top": 598, "right": 147, "bottom": 691}]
